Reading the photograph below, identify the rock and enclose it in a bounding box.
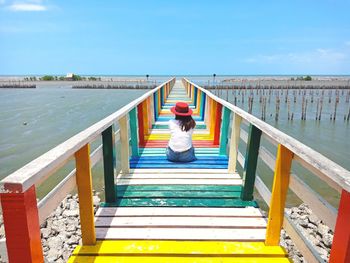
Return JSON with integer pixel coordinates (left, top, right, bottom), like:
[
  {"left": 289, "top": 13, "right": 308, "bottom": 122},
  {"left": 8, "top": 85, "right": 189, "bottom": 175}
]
[
  {"left": 297, "top": 218, "right": 309, "bottom": 228},
  {"left": 62, "top": 209, "right": 79, "bottom": 218},
  {"left": 46, "top": 248, "right": 60, "bottom": 262},
  {"left": 93, "top": 195, "right": 101, "bottom": 207},
  {"left": 323, "top": 233, "right": 333, "bottom": 248},
  {"left": 41, "top": 228, "right": 51, "bottom": 239},
  {"left": 47, "top": 236, "right": 64, "bottom": 249},
  {"left": 317, "top": 224, "right": 329, "bottom": 237},
  {"left": 308, "top": 214, "right": 319, "bottom": 225}
]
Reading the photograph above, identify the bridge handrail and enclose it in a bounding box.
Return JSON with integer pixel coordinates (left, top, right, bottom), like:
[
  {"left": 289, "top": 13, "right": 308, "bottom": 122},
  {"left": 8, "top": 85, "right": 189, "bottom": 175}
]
[
  {"left": 0, "top": 77, "right": 175, "bottom": 194},
  {"left": 184, "top": 78, "right": 350, "bottom": 193}
]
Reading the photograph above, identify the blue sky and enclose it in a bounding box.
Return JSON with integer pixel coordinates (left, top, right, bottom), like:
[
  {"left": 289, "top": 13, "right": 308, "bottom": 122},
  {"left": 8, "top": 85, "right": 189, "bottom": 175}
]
[{"left": 1, "top": 0, "right": 350, "bottom": 75}]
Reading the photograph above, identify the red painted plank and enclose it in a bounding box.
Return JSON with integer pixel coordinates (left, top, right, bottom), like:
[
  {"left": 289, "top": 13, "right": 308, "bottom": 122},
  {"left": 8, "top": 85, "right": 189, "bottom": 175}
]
[
  {"left": 213, "top": 103, "right": 223, "bottom": 145},
  {"left": 1, "top": 185, "right": 44, "bottom": 263},
  {"left": 137, "top": 103, "right": 145, "bottom": 146},
  {"left": 330, "top": 189, "right": 350, "bottom": 263},
  {"left": 141, "top": 140, "right": 219, "bottom": 148}
]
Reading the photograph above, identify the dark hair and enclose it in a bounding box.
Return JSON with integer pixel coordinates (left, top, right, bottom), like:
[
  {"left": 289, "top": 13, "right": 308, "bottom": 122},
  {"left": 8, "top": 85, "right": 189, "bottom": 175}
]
[{"left": 175, "top": 115, "right": 196, "bottom": 132}]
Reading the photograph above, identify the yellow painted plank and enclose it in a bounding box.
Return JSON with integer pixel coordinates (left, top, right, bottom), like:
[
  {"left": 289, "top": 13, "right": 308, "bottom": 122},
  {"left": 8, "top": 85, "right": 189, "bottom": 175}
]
[
  {"left": 68, "top": 256, "right": 291, "bottom": 263},
  {"left": 71, "top": 240, "right": 288, "bottom": 256},
  {"left": 265, "top": 145, "right": 293, "bottom": 246},
  {"left": 74, "top": 144, "right": 96, "bottom": 245}
]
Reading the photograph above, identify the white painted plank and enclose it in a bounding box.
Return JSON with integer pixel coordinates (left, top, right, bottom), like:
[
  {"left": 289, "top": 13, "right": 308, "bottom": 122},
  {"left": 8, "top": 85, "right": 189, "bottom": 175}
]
[
  {"left": 116, "top": 178, "right": 243, "bottom": 185},
  {"left": 117, "top": 173, "right": 240, "bottom": 179},
  {"left": 95, "top": 216, "right": 267, "bottom": 228},
  {"left": 129, "top": 169, "right": 228, "bottom": 174},
  {"left": 96, "top": 207, "right": 264, "bottom": 217},
  {"left": 96, "top": 227, "right": 266, "bottom": 241}
]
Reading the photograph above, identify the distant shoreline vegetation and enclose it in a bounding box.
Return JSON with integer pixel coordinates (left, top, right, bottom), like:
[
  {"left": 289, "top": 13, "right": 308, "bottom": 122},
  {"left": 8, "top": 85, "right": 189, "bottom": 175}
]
[{"left": 23, "top": 75, "right": 101, "bottom": 81}]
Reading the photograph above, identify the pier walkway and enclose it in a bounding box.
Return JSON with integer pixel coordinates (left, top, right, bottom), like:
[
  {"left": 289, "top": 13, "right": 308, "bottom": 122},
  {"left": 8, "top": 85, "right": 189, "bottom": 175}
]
[{"left": 0, "top": 78, "right": 349, "bottom": 262}]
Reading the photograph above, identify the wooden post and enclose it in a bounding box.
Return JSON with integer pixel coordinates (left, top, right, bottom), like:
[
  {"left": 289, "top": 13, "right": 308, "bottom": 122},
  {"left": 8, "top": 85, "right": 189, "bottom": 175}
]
[
  {"left": 1, "top": 186, "right": 44, "bottom": 263},
  {"left": 213, "top": 103, "right": 223, "bottom": 145},
  {"left": 265, "top": 144, "right": 293, "bottom": 245},
  {"left": 119, "top": 115, "right": 130, "bottom": 174},
  {"left": 137, "top": 103, "right": 145, "bottom": 146},
  {"left": 219, "top": 107, "right": 231, "bottom": 155},
  {"left": 153, "top": 92, "right": 158, "bottom": 120},
  {"left": 102, "top": 126, "right": 116, "bottom": 203},
  {"left": 329, "top": 189, "right": 350, "bottom": 263},
  {"left": 241, "top": 125, "right": 262, "bottom": 201},
  {"left": 142, "top": 100, "right": 149, "bottom": 135},
  {"left": 200, "top": 92, "right": 206, "bottom": 120},
  {"left": 129, "top": 108, "right": 139, "bottom": 157},
  {"left": 75, "top": 144, "right": 96, "bottom": 245},
  {"left": 228, "top": 113, "right": 242, "bottom": 173}
]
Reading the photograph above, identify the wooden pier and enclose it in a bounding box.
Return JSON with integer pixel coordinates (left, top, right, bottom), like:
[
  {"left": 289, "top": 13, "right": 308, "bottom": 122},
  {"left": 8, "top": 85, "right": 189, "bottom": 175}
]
[{"left": 0, "top": 78, "right": 349, "bottom": 262}]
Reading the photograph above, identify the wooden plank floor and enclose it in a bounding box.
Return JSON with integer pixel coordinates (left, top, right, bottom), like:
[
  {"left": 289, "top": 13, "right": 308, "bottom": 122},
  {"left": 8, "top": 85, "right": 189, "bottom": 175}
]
[{"left": 69, "top": 80, "right": 290, "bottom": 262}]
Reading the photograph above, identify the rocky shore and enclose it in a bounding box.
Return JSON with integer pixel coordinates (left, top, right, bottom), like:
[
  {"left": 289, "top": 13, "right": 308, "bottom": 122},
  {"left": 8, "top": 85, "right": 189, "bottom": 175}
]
[
  {"left": 0, "top": 200, "right": 333, "bottom": 262},
  {"left": 281, "top": 204, "right": 333, "bottom": 262}
]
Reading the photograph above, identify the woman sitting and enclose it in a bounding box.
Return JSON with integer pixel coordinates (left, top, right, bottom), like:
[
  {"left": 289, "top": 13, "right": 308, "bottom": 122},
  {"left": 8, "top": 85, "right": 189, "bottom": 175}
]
[{"left": 166, "top": 102, "right": 196, "bottom": 162}]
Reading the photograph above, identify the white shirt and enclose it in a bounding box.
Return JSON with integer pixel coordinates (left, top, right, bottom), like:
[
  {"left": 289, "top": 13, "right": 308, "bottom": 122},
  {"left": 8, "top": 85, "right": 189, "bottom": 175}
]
[{"left": 168, "top": 119, "right": 194, "bottom": 152}]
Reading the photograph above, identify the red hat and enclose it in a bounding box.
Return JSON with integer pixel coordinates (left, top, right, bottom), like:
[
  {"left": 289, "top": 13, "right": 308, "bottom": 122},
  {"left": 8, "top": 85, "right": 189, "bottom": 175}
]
[{"left": 170, "top": 102, "right": 193, "bottom": 116}]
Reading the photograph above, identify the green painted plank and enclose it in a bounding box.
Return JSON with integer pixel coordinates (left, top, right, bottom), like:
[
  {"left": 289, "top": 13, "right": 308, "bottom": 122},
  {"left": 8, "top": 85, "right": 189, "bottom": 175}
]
[
  {"left": 241, "top": 125, "right": 262, "bottom": 201},
  {"left": 219, "top": 107, "right": 231, "bottom": 155},
  {"left": 102, "top": 198, "right": 258, "bottom": 207},
  {"left": 102, "top": 125, "right": 116, "bottom": 203},
  {"left": 129, "top": 108, "right": 139, "bottom": 157},
  {"left": 116, "top": 191, "right": 241, "bottom": 198}
]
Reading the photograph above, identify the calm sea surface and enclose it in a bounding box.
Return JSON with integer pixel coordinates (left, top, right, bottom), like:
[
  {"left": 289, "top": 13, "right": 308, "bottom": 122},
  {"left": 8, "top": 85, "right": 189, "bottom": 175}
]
[{"left": 0, "top": 77, "right": 349, "bottom": 208}]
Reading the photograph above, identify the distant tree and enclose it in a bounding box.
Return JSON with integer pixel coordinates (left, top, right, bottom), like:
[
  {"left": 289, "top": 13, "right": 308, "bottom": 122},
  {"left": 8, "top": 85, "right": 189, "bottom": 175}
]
[
  {"left": 146, "top": 74, "right": 150, "bottom": 81},
  {"left": 41, "top": 75, "right": 55, "bottom": 81},
  {"left": 59, "top": 76, "right": 65, "bottom": 81},
  {"left": 72, "top": 74, "right": 82, "bottom": 81},
  {"left": 304, "top": 75, "right": 312, "bottom": 81},
  {"left": 88, "top": 76, "right": 97, "bottom": 81}
]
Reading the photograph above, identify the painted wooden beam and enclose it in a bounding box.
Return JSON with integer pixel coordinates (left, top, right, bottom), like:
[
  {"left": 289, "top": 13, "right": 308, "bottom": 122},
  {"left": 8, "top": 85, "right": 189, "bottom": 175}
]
[
  {"left": 265, "top": 144, "right": 293, "bottom": 245},
  {"left": 102, "top": 126, "right": 117, "bottom": 203},
  {"left": 213, "top": 103, "right": 223, "bottom": 145},
  {"left": 119, "top": 115, "right": 130, "bottom": 174},
  {"left": 129, "top": 108, "right": 139, "bottom": 157},
  {"left": 219, "top": 107, "right": 231, "bottom": 155},
  {"left": 75, "top": 144, "right": 96, "bottom": 245},
  {"left": 241, "top": 125, "right": 262, "bottom": 201},
  {"left": 0, "top": 185, "right": 43, "bottom": 262},
  {"left": 153, "top": 92, "right": 158, "bottom": 121},
  {"left": 228, "top": 114, "right": 242, "bottom": 173},
  {"left": 142, "top": 100, "right": 149, "bottom": 135},
  {"left": 329, "top": 189, "right": 350, "bottom": 263},
  {"left": 200, "top": 92, "right": 206, "bottom": 120},
  {"left": 137, "top": 103, "right": 145, "bottom": 146}
]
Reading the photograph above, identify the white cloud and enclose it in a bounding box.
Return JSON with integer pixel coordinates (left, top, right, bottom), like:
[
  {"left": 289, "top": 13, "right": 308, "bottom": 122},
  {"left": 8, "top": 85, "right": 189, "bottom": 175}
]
[
  {"left": 7, "top": 3, "right": 46, "bottom": 11},
  {"left": 4, "top": 0, "right": 48, "bottom": 11}
]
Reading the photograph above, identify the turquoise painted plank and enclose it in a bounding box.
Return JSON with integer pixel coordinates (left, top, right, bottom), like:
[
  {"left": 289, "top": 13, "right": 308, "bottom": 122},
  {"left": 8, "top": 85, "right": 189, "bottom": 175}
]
[
  {"left": 102, "top": 198, "right": 258, "bottom": 207},
  {"left": 219, "top": 107, "right": 231, "bottom": 155},
  {"left": 129, "top": 108, "right": 139, "bottom": 157},
  {"left": 241, "top": 125, "right": 262, "bottom": 201},
  {"left": 200, "top": 92, "right": 206, "bottom": 120}
]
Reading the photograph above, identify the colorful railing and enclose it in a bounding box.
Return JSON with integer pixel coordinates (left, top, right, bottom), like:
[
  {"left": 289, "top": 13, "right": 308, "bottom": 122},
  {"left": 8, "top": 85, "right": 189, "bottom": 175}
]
[
  {"left": 183, "top": 78, "right": 350, "bottom": 263},
  {"left": 0, "top": 78, "right": 175, "bottom": 262},
  {"left": 0, "top": 76, "right": 349, "bottom": 263}
]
